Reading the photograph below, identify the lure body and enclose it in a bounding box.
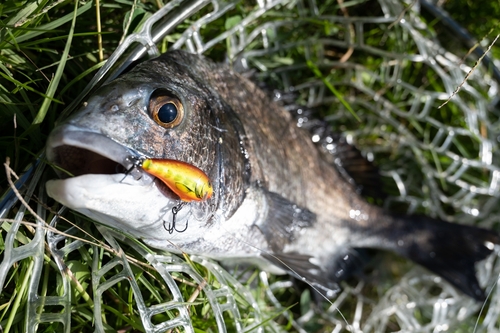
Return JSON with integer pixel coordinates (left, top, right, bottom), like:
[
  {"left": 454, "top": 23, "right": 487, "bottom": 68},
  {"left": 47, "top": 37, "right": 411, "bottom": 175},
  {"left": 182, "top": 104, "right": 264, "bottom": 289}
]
[{"left": 141, "top": 158, "right": 213, "bottom": 202}]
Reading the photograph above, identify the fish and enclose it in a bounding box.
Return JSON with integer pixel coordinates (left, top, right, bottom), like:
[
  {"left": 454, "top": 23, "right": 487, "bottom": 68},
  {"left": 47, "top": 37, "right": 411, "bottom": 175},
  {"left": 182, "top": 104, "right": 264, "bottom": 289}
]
[{"left": 45, "top": 50, "right": 499, "bottom": 301}]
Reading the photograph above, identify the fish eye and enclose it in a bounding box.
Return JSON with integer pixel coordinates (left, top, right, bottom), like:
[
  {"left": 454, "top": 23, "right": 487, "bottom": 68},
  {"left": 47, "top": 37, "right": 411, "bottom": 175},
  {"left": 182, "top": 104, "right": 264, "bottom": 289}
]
[{"left": 149, "top": 90, "right": 184, "bottom": 128}]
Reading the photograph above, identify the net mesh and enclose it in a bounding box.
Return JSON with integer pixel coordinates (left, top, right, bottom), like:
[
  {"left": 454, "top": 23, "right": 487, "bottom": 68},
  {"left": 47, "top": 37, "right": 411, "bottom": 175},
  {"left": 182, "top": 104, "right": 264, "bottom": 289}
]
[{"left": 1, "top": 0, "right": 500, "bottom": 332}]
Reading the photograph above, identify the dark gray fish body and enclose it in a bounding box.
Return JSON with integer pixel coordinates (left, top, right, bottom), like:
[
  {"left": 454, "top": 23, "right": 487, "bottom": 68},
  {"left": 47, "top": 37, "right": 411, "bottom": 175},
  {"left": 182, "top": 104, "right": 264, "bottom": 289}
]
[{"left": 46, "top": 50, "right": 499, "bottom": 300}]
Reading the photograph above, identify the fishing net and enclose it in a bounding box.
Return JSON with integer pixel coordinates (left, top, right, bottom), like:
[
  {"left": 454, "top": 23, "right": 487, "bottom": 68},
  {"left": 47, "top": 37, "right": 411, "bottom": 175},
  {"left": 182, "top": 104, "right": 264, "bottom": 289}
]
[{"left": 1, "top": 0, "right": 500, "bottom": 331}]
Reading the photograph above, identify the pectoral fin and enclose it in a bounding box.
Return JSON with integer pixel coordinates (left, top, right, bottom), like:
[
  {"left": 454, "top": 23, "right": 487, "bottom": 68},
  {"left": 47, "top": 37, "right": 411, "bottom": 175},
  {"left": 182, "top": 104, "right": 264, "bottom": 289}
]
[{"left": 256, "top": 189, "right": 316, "bottom": 251}]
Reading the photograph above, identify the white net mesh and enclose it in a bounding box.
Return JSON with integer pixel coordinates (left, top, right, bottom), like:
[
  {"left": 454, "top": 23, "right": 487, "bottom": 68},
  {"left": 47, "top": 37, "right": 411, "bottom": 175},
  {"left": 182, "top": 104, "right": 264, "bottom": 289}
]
[{"left": 1, "top": 0, "right": 500, "bottom": 331}]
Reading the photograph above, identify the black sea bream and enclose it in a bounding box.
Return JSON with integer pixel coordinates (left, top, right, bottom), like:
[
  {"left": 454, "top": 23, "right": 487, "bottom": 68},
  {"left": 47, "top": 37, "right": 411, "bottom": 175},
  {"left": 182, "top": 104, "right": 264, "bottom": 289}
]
[{"left": 46, "top": 50, "right": 499, "bottom": 300}]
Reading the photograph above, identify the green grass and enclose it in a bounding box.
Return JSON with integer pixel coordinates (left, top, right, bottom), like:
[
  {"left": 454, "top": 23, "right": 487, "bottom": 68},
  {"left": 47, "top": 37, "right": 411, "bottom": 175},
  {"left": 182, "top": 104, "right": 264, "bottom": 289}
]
[{"left": 1, "top": 0, "right": 500, "bottom": 332}]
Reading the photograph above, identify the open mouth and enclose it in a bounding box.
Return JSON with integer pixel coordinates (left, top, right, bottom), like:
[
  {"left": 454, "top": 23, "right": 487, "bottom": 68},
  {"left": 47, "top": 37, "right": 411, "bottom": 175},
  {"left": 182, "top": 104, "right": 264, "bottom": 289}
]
[
  {"left": 50, "top": 144, "right": 127, "bottom": 178},
  {"left": 46, "top": 125, "right": 177, "bottom": 198},
  {"left": 46, "top": 125, "right": 145, "bottom": 179}
]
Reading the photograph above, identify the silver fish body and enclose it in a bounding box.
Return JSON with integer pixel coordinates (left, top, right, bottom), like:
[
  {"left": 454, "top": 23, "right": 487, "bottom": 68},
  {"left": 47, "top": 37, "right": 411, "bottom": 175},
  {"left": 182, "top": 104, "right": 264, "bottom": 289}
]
[{"left": 46, "top": 50, "right": 499, "bottom": 300}]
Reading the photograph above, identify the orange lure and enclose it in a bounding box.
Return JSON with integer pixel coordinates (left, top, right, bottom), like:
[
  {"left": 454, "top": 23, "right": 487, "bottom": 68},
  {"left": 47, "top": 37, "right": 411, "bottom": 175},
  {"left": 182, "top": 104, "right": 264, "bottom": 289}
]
[{"left": 141, "top": 158, "right": 213, "bottom": 202}]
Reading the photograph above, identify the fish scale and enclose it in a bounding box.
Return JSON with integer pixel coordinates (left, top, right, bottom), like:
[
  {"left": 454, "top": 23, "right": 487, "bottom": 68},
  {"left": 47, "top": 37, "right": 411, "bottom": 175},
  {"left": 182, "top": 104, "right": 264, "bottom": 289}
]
[{"left": 46, "top": 50, "right": 499, "bottom": 301}]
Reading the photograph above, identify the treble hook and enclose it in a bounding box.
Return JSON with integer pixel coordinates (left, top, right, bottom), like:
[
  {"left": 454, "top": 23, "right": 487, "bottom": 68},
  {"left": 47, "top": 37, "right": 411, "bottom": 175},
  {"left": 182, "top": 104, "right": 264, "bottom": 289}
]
[{"left": 163, "top": 202, "right": 188, "bottom": 234}]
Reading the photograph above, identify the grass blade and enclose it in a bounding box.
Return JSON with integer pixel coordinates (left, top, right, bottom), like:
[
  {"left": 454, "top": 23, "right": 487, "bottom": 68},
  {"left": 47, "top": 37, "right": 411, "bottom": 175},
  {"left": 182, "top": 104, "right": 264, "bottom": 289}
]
[{"left": 32, "top": 0, "right": 79, "bottom": 125}]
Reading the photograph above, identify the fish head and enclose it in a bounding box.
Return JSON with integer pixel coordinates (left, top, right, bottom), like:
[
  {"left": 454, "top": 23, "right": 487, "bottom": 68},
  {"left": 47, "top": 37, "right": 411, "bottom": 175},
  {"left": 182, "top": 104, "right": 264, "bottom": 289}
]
[{"left": 46, "top": 51, "right": 246, "bottom": 245}]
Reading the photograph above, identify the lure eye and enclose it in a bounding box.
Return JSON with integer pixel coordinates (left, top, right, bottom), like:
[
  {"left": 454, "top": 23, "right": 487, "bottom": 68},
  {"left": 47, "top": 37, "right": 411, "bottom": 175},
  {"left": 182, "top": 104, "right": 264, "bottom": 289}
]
[{"left": 149, "top": 90, "right": 184, "bottom": 128}]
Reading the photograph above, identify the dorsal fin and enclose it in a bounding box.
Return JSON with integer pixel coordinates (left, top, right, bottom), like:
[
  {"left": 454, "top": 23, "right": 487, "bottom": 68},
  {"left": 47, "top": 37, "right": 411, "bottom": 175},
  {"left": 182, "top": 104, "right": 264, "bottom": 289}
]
[
  {"left": 247, "top": 83, "right": 386, "bottom": 200},
  {"left": 266, "top": 88, "right": 386, "bottom": 200},
  {"left": 323, "top": 135, "right": 386, "bottom": 200}
]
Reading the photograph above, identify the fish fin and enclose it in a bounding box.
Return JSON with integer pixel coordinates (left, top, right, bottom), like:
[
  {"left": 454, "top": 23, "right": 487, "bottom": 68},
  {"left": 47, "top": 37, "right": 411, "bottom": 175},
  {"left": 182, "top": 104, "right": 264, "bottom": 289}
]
[
  {"left": 273, "top": 94, "right": 386, "bottom": 200},
  {"left": 391, "top": 215, "right": 499, "bottom": 301},
  {"left": 257, "top": 190, "right": 316, "bottom": 251},
  {"left": 326, "top": 136, "right": 386, "bottom": 200},
  {"left": 327, "top": 248, "right": 373, "bottom": 282},
  {"left": 262, "top": 252, "right": 340, "bottom": 297},
  {"left": 263, "top": 249, "right": 374, "bottom": 297},
  {"left": 256, "top": 86, "right": 385, "bottom": 199}
]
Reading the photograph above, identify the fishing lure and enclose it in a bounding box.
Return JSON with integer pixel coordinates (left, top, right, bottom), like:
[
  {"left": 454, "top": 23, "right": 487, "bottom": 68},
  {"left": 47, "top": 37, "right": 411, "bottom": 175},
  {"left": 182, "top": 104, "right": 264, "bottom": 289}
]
[
  {"left": 121, "top": 156, "right": 212, "bottom": 233},
  {"left": 141, "top": 158, "right": 213, "bottom": 202}
]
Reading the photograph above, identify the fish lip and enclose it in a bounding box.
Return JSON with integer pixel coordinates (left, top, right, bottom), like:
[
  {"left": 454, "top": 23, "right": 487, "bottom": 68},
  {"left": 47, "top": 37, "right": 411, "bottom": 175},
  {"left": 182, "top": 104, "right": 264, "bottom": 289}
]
[
  {"left": 47, "top": 125, "right": 132, "bottom": 162},
  {"left": 46, "top": 124, "right": 152, "bottom": 185}
]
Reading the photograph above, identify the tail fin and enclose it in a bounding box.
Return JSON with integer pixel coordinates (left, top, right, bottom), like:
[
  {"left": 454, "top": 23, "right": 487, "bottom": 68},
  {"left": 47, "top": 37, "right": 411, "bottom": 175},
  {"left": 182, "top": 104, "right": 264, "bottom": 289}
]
[{"left": 390, "top": 215, "right": 499, "bottom": 301}]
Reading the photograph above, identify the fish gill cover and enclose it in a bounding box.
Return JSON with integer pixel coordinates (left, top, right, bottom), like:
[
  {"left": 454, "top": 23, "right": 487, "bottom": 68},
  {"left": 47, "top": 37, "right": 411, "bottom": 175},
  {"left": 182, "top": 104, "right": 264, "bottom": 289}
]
[{"left": 1, "top": 0, "right": 500, "bottom": 332}]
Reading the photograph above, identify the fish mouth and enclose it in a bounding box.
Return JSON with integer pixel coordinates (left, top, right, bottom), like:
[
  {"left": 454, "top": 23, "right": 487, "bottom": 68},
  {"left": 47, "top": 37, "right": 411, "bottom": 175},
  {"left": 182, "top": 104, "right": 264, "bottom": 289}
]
[
  {"left": 46, "top": 125, "right": 151, "bottom": 182},
  {"left": 45, "top": 125, "right": 176, "bottom": 199},
  {"left": 45, "top": 125, "right": 184, "bottom": 240}
]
